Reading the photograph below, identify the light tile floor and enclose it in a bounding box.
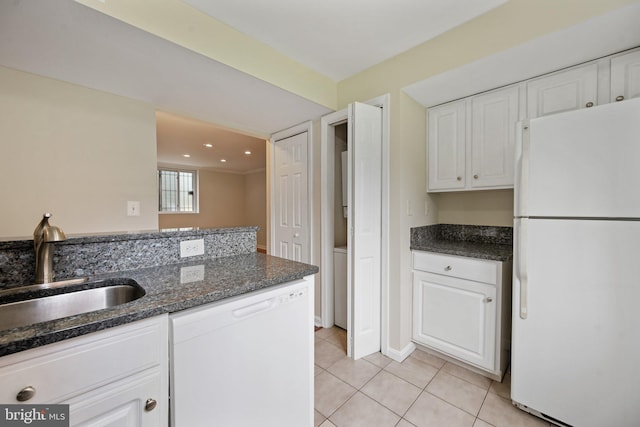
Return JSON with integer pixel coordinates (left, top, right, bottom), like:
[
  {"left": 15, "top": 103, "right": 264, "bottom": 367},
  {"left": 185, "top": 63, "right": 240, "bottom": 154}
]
[{"left": 314, "top": 327, "right": 552, "bottom": 427}]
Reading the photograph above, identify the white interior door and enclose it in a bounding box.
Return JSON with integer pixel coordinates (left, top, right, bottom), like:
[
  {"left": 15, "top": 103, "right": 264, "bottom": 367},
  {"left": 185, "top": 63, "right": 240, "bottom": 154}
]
[
  {"left": 272, "top": 131, "right": 309, "bottom": 263},
  {"left": 348, "top": 102, "right": 382, "bottom": 359}
]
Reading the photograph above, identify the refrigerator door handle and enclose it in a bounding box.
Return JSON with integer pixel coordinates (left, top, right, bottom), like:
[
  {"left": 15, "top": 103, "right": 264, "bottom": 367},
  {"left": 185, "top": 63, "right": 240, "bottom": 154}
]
[
  {"left": 515, "top": 122, "right": 530, "bottom": 217},
  {"left": 518, "top": 218, "right": 529, "bottom": 319}
]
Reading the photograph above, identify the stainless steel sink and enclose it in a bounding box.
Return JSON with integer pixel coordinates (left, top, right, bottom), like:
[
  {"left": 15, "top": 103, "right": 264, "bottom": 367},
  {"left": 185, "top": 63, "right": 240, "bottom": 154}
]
[{"left": 0, "top": 278, "right": 145, "bottom": 330}]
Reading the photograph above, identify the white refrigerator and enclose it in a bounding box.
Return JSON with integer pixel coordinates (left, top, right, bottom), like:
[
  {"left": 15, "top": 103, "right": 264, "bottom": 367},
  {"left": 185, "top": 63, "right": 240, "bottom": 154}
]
[{"left": 512, "top": 97, "right": 640, "bottom": 427}]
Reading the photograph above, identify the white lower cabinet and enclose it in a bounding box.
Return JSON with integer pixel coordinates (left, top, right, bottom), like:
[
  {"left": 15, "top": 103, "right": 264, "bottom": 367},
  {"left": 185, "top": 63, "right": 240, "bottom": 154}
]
[
  {"left": 412, "top": 251, "right": 511, "bottom": 378},
  {"left": 67, "top": 369, "right": 163, "bottom": 427},
  {"left": 0, "top": 316, "right": 168, "bottom": 427}
]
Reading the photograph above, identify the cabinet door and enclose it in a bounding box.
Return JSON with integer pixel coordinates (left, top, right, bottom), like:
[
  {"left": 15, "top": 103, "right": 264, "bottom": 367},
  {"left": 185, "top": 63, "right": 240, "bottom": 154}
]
[
  {"left": 427, "top": 101, "right": 466, "bottom": 191},
  {"left": 67, "top": 369, "right": 166, "bottom": 427},
  {"left": 413, "top": 271, "right": 496, "bottom": 370},
  {"left": 527, "top": 63, "right": 598, "bottom": 118},
  {"left": 470, "top": 86, "right": 519, "bottom": 188},
  {"left": 611, "top": 49, "right": 640, "bottom": 102}
]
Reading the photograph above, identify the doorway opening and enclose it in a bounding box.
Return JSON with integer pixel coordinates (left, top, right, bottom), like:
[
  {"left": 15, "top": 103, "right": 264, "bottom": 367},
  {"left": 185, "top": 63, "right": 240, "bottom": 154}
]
[
  {"left": 320, "top": 95, "right": 390, "bottom": 360},
  {"left": 155, "top": 111, "right": 268, "bottom": 251}
]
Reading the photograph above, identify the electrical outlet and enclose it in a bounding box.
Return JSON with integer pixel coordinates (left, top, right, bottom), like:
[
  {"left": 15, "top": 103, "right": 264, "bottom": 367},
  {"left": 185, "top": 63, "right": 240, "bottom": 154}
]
[
  {"left": 180, "top": 265, "right": 205, "bottom": 283},
  {"left": 180, "top": 239, "right": 205, "bottom": 258}
]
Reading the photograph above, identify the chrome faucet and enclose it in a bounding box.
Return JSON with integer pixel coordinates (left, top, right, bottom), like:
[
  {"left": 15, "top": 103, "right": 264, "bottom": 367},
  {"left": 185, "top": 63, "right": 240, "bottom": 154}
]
[{"left": 33, "top": 213, "right": 66, "bottom": 284}]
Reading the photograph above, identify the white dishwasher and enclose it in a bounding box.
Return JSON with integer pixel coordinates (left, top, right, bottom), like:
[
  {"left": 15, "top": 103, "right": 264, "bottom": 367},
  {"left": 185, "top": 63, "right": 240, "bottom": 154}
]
[{"left": 169, "top": 277, "right": 314, "bottom": 427}]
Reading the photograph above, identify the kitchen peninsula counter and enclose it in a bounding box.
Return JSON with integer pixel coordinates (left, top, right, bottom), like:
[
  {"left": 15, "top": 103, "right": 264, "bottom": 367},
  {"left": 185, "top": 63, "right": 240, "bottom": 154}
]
[{"left": 0, "top": 252, "right": 318, "bottom": 357}]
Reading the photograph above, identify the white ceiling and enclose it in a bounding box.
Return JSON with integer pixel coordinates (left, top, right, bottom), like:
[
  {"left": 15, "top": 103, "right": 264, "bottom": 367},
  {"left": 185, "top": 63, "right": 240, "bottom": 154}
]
[
  {"left": 183, "top": 0, "right": 508, "bottom": 81},
  {"left": 156, "top": 111, "right": 267, "bottom": 173}
]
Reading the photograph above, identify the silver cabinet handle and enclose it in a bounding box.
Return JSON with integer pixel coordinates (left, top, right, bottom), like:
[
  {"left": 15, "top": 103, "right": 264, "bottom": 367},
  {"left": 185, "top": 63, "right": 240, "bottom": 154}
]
[
  {"left": 616, "top": 95, "right": 625, "bottom": 102},
  {"left": 444, "top": 265, "right": 452, "bottom": 271},
  {"left": 485, "top": 297, "right": 494, "bottom": 303},
  {"left": 586, "top": 102, "right": 594, "bottom": 108},
  {"left": 145, "top": 398, "right": 157, "bottom": 412},
  {"left": 16, "top": 386, "right": 36, "bottom": 402},
  {"left": 293, "top": 233, "right": 300, "bottom": 238}
]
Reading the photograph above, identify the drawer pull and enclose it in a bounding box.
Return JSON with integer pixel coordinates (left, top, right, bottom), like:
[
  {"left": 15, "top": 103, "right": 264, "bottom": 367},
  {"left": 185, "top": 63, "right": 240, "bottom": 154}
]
[
  {"left": 16, "top": 386, "right": 36, "bottom": 402},
  {"left": 485, "top": 297, "right": 494, "bottom": 303},
  {"left": 444, "top": 265, "right": 452, "bottom": 271},
  {"left": 585, "top": 102, "right": 594, "bottom": 108},
  {"left": 145, "top": 398, "right": 157, "bottom": 412},
  {"left": 615, "top": 95, "right": 625, "bottom": 102}
]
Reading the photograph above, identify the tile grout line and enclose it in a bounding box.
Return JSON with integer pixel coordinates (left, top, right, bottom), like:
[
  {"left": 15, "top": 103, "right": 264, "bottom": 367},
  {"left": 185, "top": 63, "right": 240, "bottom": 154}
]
[{"left": 316, "top": 330, "right": 510, "bottom": 427}]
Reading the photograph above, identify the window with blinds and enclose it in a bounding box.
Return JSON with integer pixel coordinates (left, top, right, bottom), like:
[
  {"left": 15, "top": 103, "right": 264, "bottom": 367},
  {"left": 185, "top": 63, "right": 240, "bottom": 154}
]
[{"left": 158, "top": 169, "right": 197, "bottom": 213}]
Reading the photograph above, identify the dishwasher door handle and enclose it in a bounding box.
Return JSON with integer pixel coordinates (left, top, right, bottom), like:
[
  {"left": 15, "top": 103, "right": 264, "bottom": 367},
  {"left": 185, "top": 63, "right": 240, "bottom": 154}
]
[{"left": 232, "top": 299, "right": 275, "bottom": 318}]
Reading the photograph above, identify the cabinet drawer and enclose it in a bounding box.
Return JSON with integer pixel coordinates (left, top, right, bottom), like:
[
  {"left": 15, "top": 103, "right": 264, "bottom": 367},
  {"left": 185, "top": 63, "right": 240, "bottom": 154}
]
[
  {"left": 0, "top": 316, "right": 166, "bottom": 405},
  {"left": 413, "top": 251, "right": 498, "bottom": 284}
]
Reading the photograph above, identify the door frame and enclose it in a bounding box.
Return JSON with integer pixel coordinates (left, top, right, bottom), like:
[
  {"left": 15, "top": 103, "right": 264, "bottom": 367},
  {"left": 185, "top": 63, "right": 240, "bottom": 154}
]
[
  {"left": 268, "top": 121, "right": 313, "bottom": 263},
  {"left": 320, "top": 94, "right": 390, "bottom": 357}
]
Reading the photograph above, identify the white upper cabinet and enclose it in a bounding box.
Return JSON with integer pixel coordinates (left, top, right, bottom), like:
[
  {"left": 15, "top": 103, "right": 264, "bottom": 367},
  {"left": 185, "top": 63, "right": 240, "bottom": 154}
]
[
  {"left": 526, "top": 63, "right": 599, "bottom": 119},
  {"left": 428, "top": 85, "right": 519, "bottom": 192},
  {"left": 610, "top": 49, "right": 640, "bottom": 102},
  {"left": 426, "top": 47, "right": 640, "bottom": 193},
  {"left": 470, "top": 86, "right": 519, "bottom": 189},
  {"left": 427, "top": 101, "right": 466, "bottom": 191}
]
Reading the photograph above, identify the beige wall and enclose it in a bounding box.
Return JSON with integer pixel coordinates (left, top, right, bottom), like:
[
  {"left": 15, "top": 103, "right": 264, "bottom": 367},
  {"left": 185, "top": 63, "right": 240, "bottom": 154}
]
[
  {"left": 437, "top": 190, "right": 514, "bottom": 226},
  {"left": 0, "top": 66, "right": 158, "bottom": 239},
  {"left": 158, "top": 169, "right": 267, "bottom": 248},
  {"left": 244, "top": 170, "right": 267, "bottom": 249}
]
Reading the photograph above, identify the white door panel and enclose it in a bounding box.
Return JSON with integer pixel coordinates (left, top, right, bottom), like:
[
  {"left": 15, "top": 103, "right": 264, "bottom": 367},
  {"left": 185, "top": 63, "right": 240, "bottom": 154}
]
[
  {"left": 272, "top": 131, "right": 309, "bottom": 263},
  {"left": 413, "top": 272, "right": 496, "bottom": 370},
  {"left": 522, "top": 98, "right": 640, "bottom": 217},
  {"left": 348, "top": 102, "right": 382, "bottom": 360},
  {"left": 526, "top": 63, "right": 598, "bottom": 118},
  {"left": 427, "top": 101, "right": 466, "bottom": 190},
  {"left": 471, "top": 86, "right": 518, "bottom": 188},
  {"left": 512, "top": 219, "right": 640, "bottom": 426},
  {"left": 611, "top": 50, "right": 640, "bottom": 102}
]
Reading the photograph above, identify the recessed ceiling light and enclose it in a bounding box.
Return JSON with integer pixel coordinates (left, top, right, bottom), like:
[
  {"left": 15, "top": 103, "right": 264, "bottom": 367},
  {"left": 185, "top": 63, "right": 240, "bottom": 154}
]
[
  {"left": 244, "top": 150, "right": 252, "bottom": 155},
  {"left": 183, "top": 154, "right": 191, "bottom": 158},
  {"left": 203, "top": 143, "right": 213, "bottom": 148},
  {"left": 220, "top": 159, "right": 227, "bottom": 163}
]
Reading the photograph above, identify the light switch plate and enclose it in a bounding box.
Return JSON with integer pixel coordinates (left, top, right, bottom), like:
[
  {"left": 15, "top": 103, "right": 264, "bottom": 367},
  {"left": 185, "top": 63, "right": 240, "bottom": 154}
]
[{"left": 127, "top": 201, "right": 140, "bottom": 216}]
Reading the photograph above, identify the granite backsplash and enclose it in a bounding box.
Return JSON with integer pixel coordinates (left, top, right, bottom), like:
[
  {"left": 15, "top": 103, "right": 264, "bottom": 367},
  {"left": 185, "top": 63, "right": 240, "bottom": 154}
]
[
  {"left": 0, "top": 227, "right": 257, "bottom": 289},
  {"left": 410, "top": 224, "right": 513, "bottom": 261},
  {"left": 411, "top": 224, "right": 513, "bottom": 247}
]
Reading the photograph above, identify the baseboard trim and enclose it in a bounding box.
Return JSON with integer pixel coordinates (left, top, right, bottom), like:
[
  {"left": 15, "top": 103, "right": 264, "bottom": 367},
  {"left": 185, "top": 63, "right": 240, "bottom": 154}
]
[{"left": 385, "top": 341, "right": 416, "bottom": 363}]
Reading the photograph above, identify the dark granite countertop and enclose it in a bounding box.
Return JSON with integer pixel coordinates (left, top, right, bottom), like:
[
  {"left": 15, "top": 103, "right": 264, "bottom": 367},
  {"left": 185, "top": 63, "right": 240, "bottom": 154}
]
[
  {"left": 410, "top": 224, "right": 513, "bottom": 262},
  {"left": 411, "top": 240, "right": 513, "bottom": 261},
  {"left": 0, "top": 253, "right": 318, "bottom": 357}
]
